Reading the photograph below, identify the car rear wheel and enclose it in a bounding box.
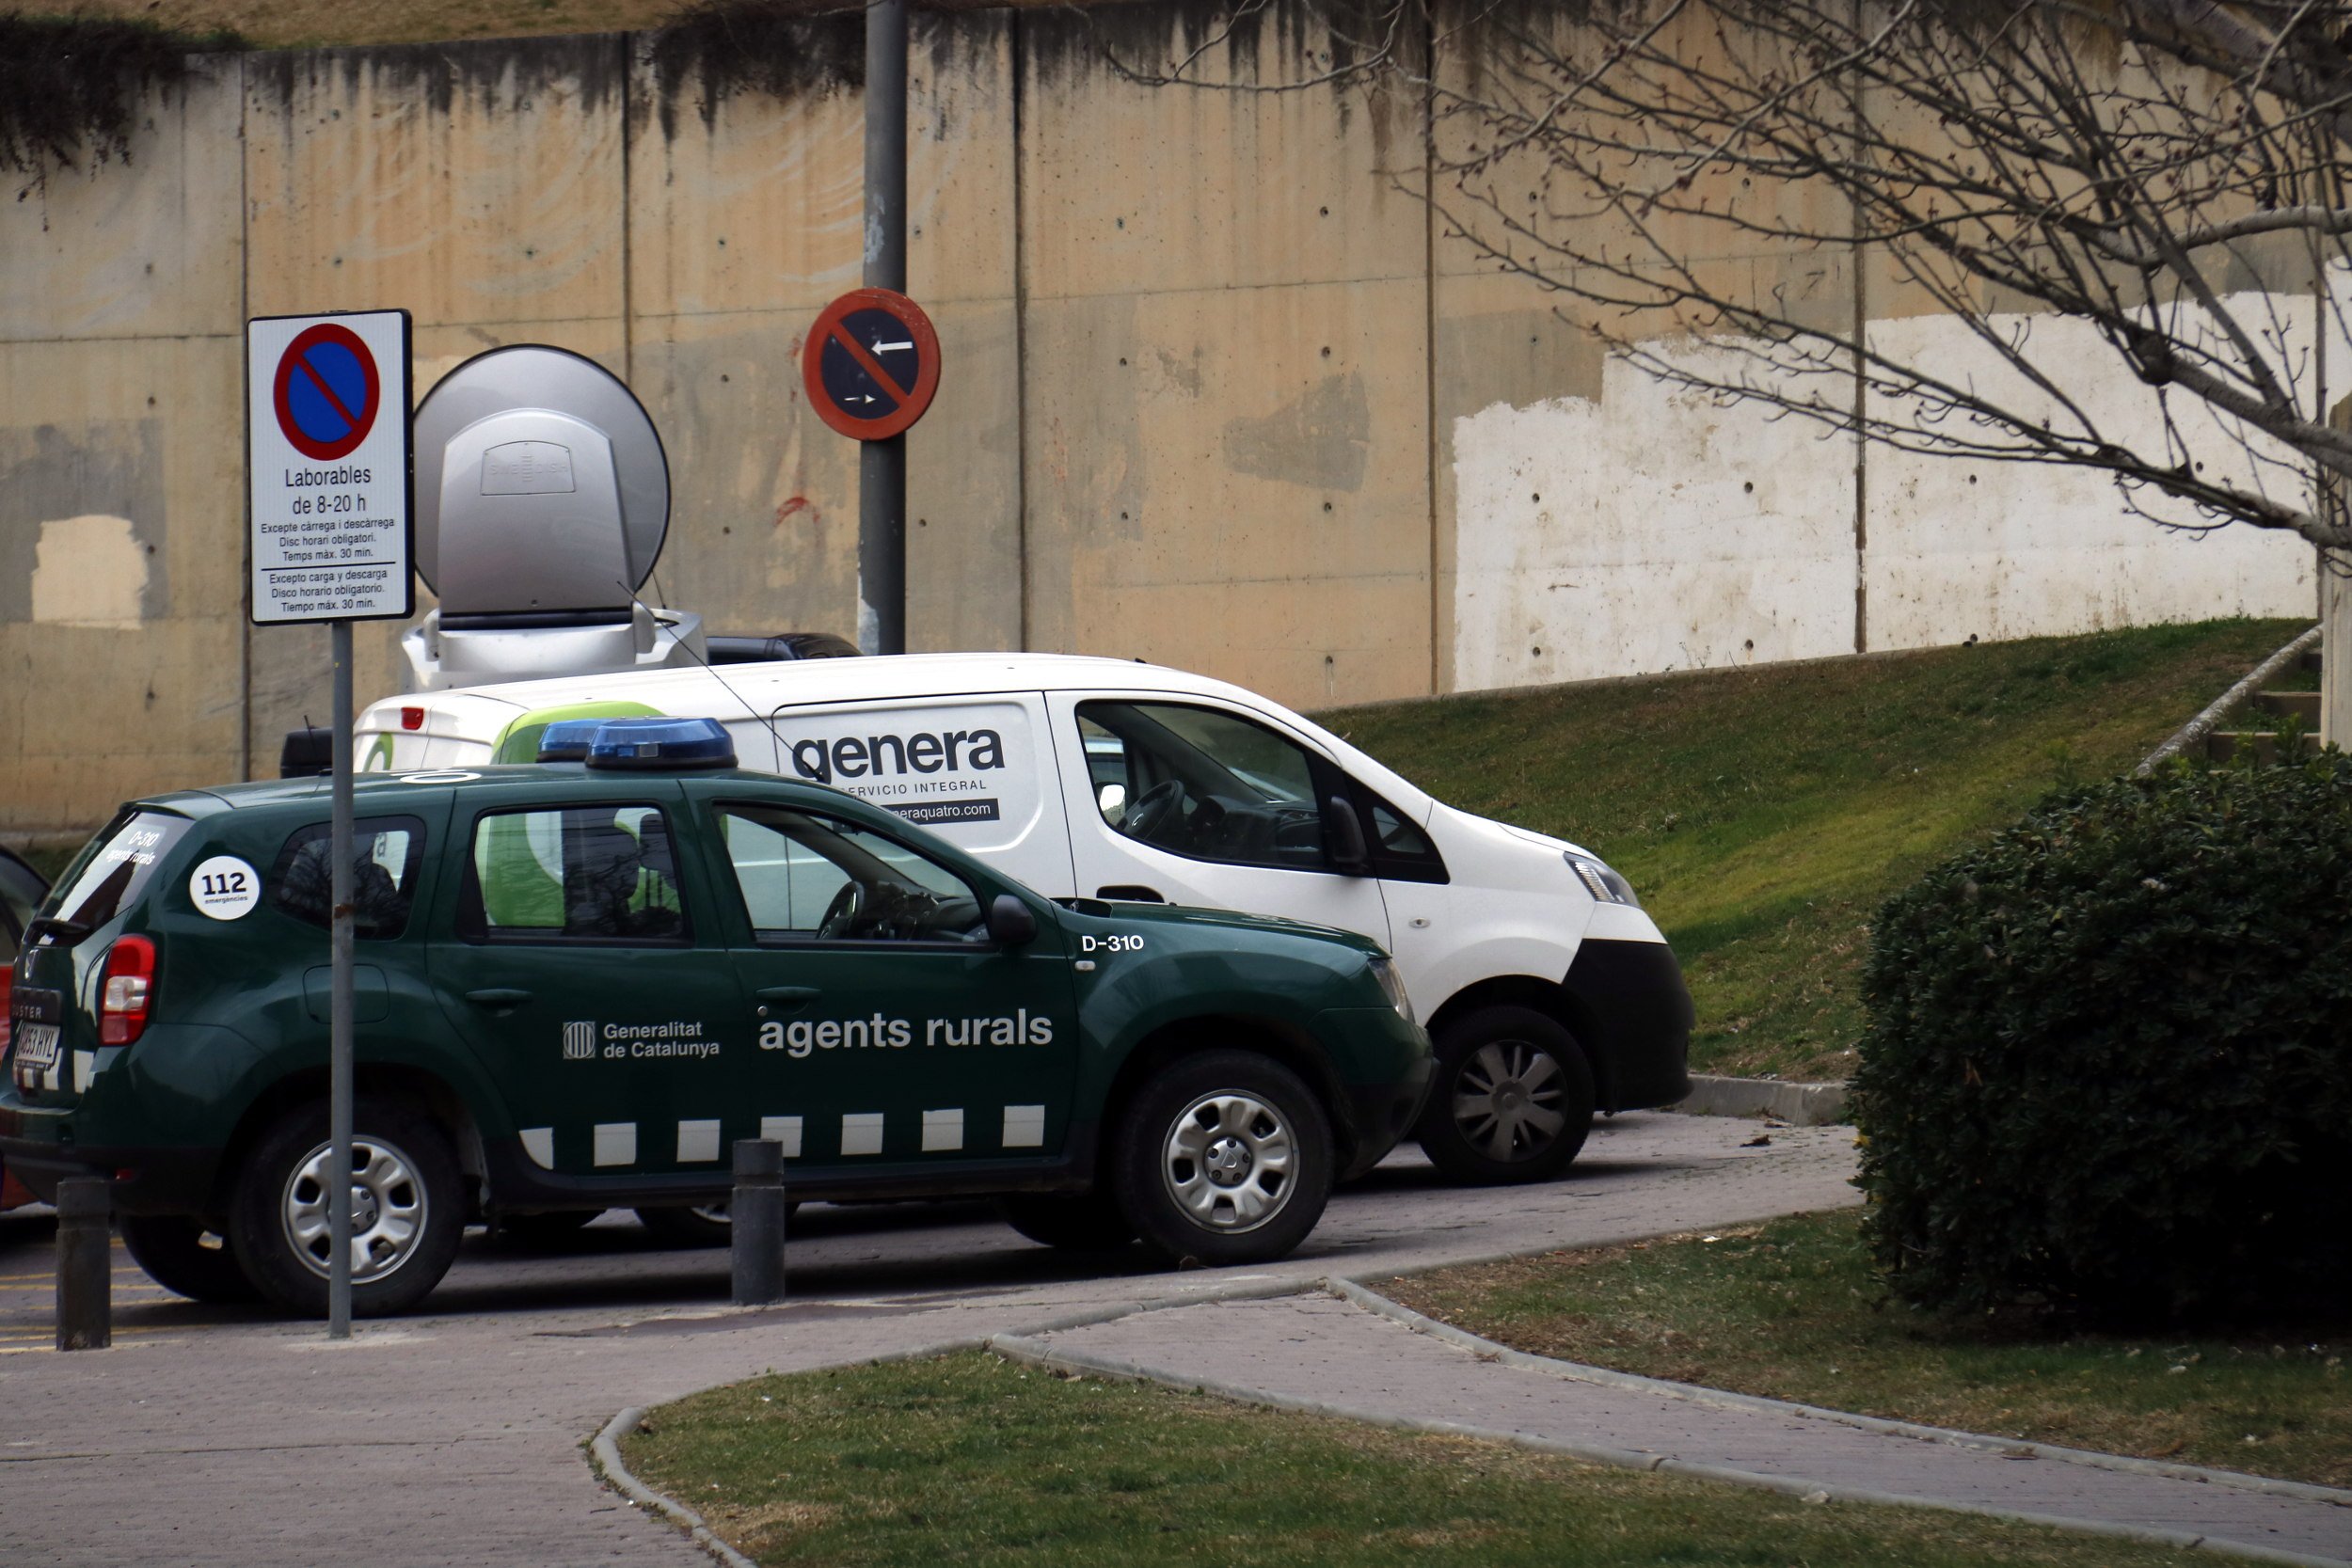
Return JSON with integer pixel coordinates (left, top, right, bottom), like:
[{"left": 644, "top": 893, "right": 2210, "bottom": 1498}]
[
  {"left": 1414, "top": 1005, "right": 1595, "bottom": 1183},
  {"left": 1113, "top": 1051, "right": 1332, "bottom": 1266},
  {"left": 999, "top": 1190, "right": 1138, "bottom": 1252},
  {"left": 229, "top": 1097, "right": 464, "bottom": 1318},
  {"left": 119, "top": 1212, "right": 261, "bottom": 1304}
]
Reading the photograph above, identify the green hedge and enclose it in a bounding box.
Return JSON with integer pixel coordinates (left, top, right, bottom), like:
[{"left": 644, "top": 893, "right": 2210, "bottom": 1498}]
[{"left": 1854, "top": 754, "right": 2352, "bottom": 1323}]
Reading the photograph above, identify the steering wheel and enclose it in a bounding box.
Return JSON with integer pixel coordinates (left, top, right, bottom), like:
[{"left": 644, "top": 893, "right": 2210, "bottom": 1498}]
[
  {"left": 817, "top": 881, "right": 865, "bottom": 940},
  {"left": 1122, "top": 778, "right": 1185, "bottom": 840}
]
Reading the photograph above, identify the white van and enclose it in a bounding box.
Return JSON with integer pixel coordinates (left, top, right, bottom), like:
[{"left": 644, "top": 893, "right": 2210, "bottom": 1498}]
[{"left": 356, "top": 654, "right": 1691, "bottom": 1182}]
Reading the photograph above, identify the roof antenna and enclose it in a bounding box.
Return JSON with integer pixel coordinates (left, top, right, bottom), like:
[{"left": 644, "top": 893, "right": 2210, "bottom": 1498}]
[{"left": 614, "top": 580, "right": 792, "bottom": 766}]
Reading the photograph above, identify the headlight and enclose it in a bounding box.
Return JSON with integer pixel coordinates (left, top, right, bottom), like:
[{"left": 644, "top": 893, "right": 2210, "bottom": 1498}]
[
  {"left": 1565, "top": 851, "right": 1642, "bottom": 909},
  {"left": 1367, "top": 957, "right": 1414, "bottom": 1021}
]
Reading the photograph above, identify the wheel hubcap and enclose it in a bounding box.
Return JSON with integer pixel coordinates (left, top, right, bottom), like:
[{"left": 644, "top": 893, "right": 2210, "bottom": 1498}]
[
  {"left": 1162, "top": 1091, "right": 1295, "bottom": 1233},
  {"left": 280, "top": 1135, "right": 428, "bottom": 1284},
  {"left": 1453, "top": 1041, "right": 1568, "bottom": 1163}
]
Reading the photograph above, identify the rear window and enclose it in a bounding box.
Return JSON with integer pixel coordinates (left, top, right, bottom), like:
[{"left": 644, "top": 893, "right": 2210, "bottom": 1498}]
[
  {"left": 43, "top": 812, "right": 193, "bottom": 936},
  {"left": 270, "top": 817, "right": 429, "bottom": 940}
]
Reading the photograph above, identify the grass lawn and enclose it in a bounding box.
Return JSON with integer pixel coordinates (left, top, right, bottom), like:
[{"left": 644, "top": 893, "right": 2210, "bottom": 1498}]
[
  {"left": 1377, "top": 1212, "right": 2351, "bottom": 1489},
  {"left": 1317, "top": 617, "right": 2309, "bottom": 1081},
  {"left": 619, "top": 1350, "right": 2219, "bottom": 1567}
]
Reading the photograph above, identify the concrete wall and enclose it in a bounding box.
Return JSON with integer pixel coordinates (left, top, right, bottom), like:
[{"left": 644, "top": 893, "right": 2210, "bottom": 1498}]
[{"left": 0, "top": 2, "right": 2320, "bottom": 834}]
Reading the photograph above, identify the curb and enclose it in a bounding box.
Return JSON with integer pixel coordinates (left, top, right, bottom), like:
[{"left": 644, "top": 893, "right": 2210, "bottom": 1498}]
[
  {"left": 1672, "top": 1073, "right": 1849, "bottom": 1126},
  {"left": 589, "top": 1405, "right": 762, "bottom": 1568},
  {"left": 1327, "top": 1276, "right": 2352, "bottom": 1510},
  {"left": 986, "top": 1315, "right": 2348, "bottom": 1568},
  {"left": 588, "top": 1260, "right": 2351, "bottom": 1568}
]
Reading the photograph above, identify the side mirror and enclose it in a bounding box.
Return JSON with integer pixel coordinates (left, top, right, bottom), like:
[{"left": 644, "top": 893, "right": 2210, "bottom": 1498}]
[
  {"left": 1324, "top": 796, "right": 1372, "bottom": 876},
  {"left": 987, "top": 893, "right": 1039, "bottom": 947}
]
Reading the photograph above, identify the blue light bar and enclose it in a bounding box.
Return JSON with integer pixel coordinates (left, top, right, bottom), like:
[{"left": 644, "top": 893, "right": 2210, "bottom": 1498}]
[
  {"left": 584, "top": 717, "right": 738, "bottom": 771},
  {"left": 535, "top": 719, "right": 607, "bottom": 763}
]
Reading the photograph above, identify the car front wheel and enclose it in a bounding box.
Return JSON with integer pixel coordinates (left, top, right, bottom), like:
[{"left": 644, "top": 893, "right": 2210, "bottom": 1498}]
[
  {"left": 228, "top": 1097, "right": 464, "bottom": 1317},
  {"left": 1113, "top": 1051, "right": 1332, "bottom": 1266},
  {"left": 1414, "top": 1004, "right": 1595, "bottom": 1183}
]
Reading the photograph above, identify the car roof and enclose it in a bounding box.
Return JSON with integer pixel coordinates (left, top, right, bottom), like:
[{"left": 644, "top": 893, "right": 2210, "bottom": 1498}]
[
  {"left": 381, "top": 653, "right": 1258, "bottom": 716},
  {"left": 140, "top": 765, "right": 863, "bottom": 816}
]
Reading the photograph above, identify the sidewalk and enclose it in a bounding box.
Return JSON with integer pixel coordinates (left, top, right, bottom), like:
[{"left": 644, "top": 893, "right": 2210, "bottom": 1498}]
[
  {"left": 997, "top": 1290, "right": 2352, "bottom": 1567},
  {"left": 0, "top": 1114, "right": 1865, "bottom": 1567}
]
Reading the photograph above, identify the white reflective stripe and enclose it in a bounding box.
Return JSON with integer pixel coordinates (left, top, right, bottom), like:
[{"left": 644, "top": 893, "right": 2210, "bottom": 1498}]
[
  {"left": 518, "top": 1128, "right": 556, "bottom": 1169},
  {"left": 840, "top": 1113, "right": 884, "bottom": 1157},
  {"left": 1002, "top": 1104, "right": 1045, "bottom": 1148},
  {"left": 920, "top": 1108, "right": 963, "bottom": 1152},
  {"left": 72, "top": 1052, "right": 95, "bottom": 1094},
  {"left": 675, "top": 1119, "right": 721, "bottom": 1164},
  {"left": 593, "top": 1122, "right": 637, "bottom": 1166},
  {"left": 758, "top": 1115, "right": 803, "bottom": 1158}
]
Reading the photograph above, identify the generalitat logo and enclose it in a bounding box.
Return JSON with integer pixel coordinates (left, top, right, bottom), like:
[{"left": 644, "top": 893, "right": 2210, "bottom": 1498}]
[{"left": 563, "top": 1021, "right": 597, "bottom": 1061}]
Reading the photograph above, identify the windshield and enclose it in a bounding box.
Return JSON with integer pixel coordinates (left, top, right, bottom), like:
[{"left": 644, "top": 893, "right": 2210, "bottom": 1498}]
[{"left": 43, "top": 811, "right": 193, "bottom": 938}]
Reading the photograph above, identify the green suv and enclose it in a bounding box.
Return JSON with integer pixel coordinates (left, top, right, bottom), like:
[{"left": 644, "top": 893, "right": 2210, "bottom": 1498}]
[{"left": 1, "top": 721, "right": 1430, "bottom": 1316}]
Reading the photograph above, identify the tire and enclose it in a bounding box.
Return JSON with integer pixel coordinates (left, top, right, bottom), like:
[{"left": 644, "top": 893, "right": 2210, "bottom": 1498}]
[
  {"left": 228, "top": 1097, "right": 465, "bottom": 1318},
  {"left": 496, "top": 1210, "right": 602, "bottom": 1245},
  {"left": 1112, "top": 1051, "right": 1333, "bottom": 1267},
  {"left": 999, "top": 1190, "right": 1138, "bottom": 1252},
  {"left": 119, "top": 1212, "right": 262, "bottom": 1304},
  {"left": 1413, "top": 1004, "right": 1596, "bottom": 1184},
  {"left": 635, "top": 1200, "right": 800, "bottom": 1246}
]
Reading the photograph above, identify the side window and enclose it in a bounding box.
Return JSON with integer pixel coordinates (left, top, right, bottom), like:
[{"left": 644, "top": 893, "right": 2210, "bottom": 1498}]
[
  {"left": 271, "top": 816, "right": 429, "bottom": 939},
  {"left": 1361, "top": 792, "right": 1449, "bottom": 884},
  {"left": 462, "top": 804, "right": 688, "bottom": 942},
  {"left": 717, "top": 804, "right": 985, "bottom": 943},
  {"left": 1075, "top": 702, "right": 1334, "bottom": 873}
]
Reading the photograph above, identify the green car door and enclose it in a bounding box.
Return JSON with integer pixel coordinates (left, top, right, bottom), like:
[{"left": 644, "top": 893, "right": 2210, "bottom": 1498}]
[
  {"left": 429, "top": 781, "right": 748, "bottom": 1179},
  {"left": 685, "top": 782, "right": 1082, "bottom": 1172}
]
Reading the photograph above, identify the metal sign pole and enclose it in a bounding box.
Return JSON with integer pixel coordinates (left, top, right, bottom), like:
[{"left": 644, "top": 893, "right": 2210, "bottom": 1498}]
[
  {"left": 245, "top": 308, "right": 411, "bottom": 1340},
  {"left": 328, "top": 619, "right": 355, "bottom": 1338},
  {"left": 860, "top": 0, "right": 909, "bottom": 657}
]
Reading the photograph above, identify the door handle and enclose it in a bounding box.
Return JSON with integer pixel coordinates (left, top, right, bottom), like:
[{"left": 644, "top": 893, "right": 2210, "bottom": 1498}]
[
  {"left": 755, "top": 986, "right": 821, "bottom": 1004},
  {"left": 464, "top": 988, "right": 532, "bottom": 1008},
  {"left": 1096, "top": 885, "right": 1166, "bottom": 903}
]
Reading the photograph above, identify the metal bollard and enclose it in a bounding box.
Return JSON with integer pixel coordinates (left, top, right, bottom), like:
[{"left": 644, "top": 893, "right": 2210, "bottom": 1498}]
[
  {"left": 55, "top": 1178, "right": 112, "bottom": 1352},
  {"left": 730, "top": 1138, "right": 787, "bottom": 1307}
]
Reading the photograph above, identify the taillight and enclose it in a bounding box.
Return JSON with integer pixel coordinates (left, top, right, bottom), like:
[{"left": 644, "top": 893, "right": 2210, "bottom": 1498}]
[
  {"left": 1, "top": 961, "right": 12, "bottom": 1053},
  {"left": 99, "top": 936, "right": 156, "bottom": 1047},
  {"left": 401, "top": 705, "right": 425, "bottom": 731}
]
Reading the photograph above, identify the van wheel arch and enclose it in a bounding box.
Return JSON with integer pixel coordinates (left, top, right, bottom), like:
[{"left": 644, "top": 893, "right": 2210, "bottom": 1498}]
[
  {"left": 1426, "top": 975, "right": 1614, "bottom": 1113},
  {"left": 214, "top": 1065, "right": 487, "bottom": 1227}
]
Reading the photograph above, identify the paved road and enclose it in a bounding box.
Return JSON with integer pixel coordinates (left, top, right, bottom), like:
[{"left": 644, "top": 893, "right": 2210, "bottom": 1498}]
[{"left": 0, "top": 1114, "right": 1857, "bottom": 1567}]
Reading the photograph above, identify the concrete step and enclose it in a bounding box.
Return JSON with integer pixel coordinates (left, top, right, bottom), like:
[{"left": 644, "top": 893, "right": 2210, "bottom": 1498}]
[
  {"left": 2251, "top": 689, "right": 2322, "bottom": 722},
  {"left": 2202, "top": 730, "right": 2325, "bottom": 764}
]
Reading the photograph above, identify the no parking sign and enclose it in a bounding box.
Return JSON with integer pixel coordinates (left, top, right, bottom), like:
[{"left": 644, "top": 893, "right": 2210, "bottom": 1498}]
[{"left": 246, "top": 309, "right": 415, "bottom": 625}]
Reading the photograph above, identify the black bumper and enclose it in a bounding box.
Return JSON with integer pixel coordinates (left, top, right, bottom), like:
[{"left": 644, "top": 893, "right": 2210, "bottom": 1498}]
[
  {"left": 0, "top": 1137, "right": 226, "bottom": 1217},
  {"left": 1563, "top": 938, "right": 1693, "bottom": 1112}
]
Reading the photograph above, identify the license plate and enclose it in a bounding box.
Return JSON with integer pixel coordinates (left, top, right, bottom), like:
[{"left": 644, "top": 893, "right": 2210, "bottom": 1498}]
[{"left": 13, "top": 1022, "right": 59, "bottom": 1071}]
